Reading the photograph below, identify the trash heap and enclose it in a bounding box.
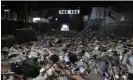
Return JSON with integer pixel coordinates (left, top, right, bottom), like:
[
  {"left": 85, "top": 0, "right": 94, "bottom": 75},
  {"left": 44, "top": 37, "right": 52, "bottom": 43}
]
[{"left": 1, "top": 31, "right": 133, "bottom": 80}]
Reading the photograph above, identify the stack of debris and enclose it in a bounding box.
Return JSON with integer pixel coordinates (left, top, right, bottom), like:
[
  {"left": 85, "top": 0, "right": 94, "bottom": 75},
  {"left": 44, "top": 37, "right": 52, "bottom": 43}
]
[
  {"left": 2, "top": 35, "right": 16, "bottom": 47},
  {"left": 1, "top": 30, "right": 133, "bottom": 80}
]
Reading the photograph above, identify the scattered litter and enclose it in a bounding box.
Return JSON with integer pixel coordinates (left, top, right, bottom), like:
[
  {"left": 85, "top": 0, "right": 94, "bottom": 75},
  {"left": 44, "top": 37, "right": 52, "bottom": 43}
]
[{"left": 2, "top": 30, "right": 133, "bottom": 80}]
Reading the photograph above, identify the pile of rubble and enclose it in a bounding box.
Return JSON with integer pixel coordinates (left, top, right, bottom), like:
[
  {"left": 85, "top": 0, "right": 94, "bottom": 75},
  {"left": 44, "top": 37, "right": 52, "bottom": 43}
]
[{"left": 1, "top": 30, "right": 133, "bottom": 80}]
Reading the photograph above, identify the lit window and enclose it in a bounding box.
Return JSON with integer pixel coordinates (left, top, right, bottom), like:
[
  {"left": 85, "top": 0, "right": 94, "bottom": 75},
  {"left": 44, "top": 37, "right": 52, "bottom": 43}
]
[
  {"left": 75, "top": 10, "right": 77, "bottom": 13},
  {"left": 68, "top": 10, "right": 71, "bottom": 14},
  {"left": 4, "top": 9, "right": 10, "bottom": 12},
  {"left": 33, "top": 17, "right": 40, "bottom": 22},
  {"left": 59, "top": 10, "right": 80, "bottom": 14},
  {"left": 77, "top": 10, "right": 80, "bottom": 14},
  {"left": 59, "top": 10, "right": 62, "bottom": 14}
]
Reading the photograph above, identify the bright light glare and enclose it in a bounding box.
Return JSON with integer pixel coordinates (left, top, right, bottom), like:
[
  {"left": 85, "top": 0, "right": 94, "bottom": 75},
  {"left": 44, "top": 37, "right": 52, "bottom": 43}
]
[
  {"left": 55, "top": 18, "right": 58, "bottom": 20},
  {"left": 61, "top": 24, "right": 69, "bottom": 31},
  {"left": 4, "top": 9, "right": 10, "bottom": 12},
  {"left": 33, "top": 18, "right": 40, "bottom": 22}
]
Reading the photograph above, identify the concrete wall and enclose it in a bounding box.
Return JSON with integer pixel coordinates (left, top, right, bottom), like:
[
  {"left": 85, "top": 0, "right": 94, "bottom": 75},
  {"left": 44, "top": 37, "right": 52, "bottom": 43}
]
[
  {"left": 105, "top": 23, "right": 133, "bottom": 37},
  {"left": 104, "top": 13, "right": 133, "bottom": 37},
  {"left": 103, "top": 7, "right": 133, "bottom": 37},
  {"left": 123, "top": 12, "right": 133, "bottom": 22}
]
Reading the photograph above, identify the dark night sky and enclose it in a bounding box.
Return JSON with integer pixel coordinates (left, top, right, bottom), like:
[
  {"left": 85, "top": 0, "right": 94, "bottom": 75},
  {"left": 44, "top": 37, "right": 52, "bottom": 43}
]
[{"left": 2, "top": 1, "right": 133, "bottom": 15}]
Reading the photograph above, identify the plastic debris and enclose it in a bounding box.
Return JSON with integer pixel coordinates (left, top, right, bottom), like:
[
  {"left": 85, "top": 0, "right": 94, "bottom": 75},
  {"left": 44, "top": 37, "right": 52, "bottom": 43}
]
[
  {"left": 2, "top": 31, "right": 133, "bottom": 80},
  {"left": 128, "top": 56, "right": 133, "bottom": 66},
  {"left": 41, "top": 40, "right": 47, "bottom": 46}
]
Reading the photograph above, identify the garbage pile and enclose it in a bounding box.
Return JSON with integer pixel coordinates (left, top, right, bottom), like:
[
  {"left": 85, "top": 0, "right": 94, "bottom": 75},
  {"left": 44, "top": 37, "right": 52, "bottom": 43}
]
[
  {"left": 1, "top": 35, "right": 16, "bottom": 47},
  {"left": 1, "top": 31, "right": 133, "bottom": 80}
]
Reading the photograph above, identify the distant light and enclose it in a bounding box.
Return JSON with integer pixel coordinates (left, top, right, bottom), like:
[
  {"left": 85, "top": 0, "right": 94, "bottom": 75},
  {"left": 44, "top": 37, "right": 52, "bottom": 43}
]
[
  {"left": 55, "top": 18, "right": 58, "bottom": 20},
  {"left": 28, "top": 55, "right": 32, "bottom": 58},
  {"left": 120, "top": 16, "right": 124, "bottom": 21},
  {"left": 100, "top": 17, "right": 103, "bottom": 19},
  {"left": 61, "top": 24, "right": 69, "bottom": 31},
  {"left": 2, "top": 5, "right": 5, "bottom": 7},
  {"left": 33, "top": 17, "right": 40, "bottom": 22},
  {"left": 48, "top": 16, "right": 53, "bottom": 19},
  {"left": 68, "top": 10, "right": 71, "bottom": 14},
  {"left": 4, "top": 9, "right": 10, "bottom": 12}
]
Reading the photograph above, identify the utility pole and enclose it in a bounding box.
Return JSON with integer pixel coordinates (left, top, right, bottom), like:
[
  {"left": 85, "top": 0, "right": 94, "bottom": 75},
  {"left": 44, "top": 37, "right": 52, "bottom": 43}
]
[{"left": 25, "top": 1, "right": 28, "bottom": 28}]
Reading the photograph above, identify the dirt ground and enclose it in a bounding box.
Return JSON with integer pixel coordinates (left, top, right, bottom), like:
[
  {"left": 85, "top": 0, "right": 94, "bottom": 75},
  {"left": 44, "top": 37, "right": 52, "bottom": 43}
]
[{"left": 88, "top": 72, "right": 104, "bottom": 80}]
